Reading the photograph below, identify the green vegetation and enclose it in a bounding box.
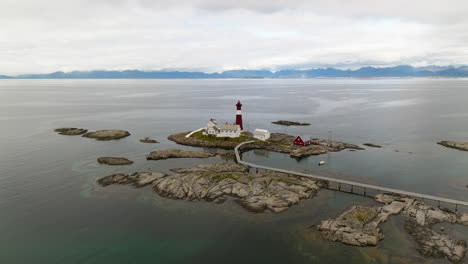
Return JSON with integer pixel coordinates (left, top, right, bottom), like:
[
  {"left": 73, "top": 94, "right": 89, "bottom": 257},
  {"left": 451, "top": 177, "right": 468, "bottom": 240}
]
[
  {"left": 198, "top": 172, "right": 241, "bottom": 183},
  {"left": 352, "top": 208, "right": 377, "bottom": 224},
  {"left": 191, "top": 130, "right": 253, "bottom": 143}
]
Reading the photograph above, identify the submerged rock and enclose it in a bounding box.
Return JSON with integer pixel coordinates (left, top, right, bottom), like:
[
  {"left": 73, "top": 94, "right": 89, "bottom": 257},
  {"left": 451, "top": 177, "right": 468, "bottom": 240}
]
[
  {"left": 363, "top": 143, "right": 382, "bottom": 148},
  {"left": 375, "top": 194, "right": 468, "bottom": 263},
  {"left": 82, "top": 130, "right": 131, "bottom": 141},
  {"left": 97, "top": 157, "right": 134, "bottom": 165},
  {"left": 271, "top": 120, "right": 311, "bottom": 126},
  {"left": 140, "top": 137, "right": 159, "bottom": 143},
  {"left": 98, "top": 162, "right": 321, "bottom": 213},
  {"left": 438, "top": 141, "right": 468, "bottom": 151},
  {"left": 54, "top": 128, "right": 88, "bottom": 135},
  {"left": 317, "top": 203, "right": 404, "bottom": 247},
  {"left": 405, "top": 218, "right": 466, "bottom": 263},
  {"left": 319, "top": 193, "right": 468, "bottom": 263}
]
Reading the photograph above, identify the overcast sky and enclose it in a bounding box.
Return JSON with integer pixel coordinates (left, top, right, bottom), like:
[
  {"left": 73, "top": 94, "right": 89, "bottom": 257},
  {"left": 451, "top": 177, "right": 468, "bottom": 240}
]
[{"left": 1, "top": 0, "right": 468, "bottom": 74}]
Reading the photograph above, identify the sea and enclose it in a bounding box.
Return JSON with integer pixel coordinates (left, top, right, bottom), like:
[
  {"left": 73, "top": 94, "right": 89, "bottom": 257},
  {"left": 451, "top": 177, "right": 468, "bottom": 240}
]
[{"left": 0, "top": 78, "right": 467, "bottom": 263}]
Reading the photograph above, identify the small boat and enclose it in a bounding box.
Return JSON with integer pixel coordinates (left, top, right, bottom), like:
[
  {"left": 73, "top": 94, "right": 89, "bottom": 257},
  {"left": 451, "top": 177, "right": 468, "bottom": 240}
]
[{"left": 318, "top": 161, "right": 326, "bottom": 166}]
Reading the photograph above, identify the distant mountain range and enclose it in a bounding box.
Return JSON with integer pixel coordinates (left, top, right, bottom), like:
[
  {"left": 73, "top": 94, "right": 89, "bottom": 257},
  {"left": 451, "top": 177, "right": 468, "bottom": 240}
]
[{"left": 2, "top": 65, "right": 468, "bottom": 79}]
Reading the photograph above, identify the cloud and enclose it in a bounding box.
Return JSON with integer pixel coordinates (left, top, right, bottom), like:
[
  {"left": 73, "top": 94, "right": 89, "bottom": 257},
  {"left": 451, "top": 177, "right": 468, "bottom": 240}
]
[{"left": 0, "top": 0, "right": 467, "bottom": 74}]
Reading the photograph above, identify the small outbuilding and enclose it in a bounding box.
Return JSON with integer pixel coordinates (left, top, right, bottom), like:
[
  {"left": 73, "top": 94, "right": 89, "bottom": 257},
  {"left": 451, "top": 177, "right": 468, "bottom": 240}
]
[
  {"left": 293, "top": 136, "right": 305, "bottom": 146},
  {"left": 253, "top": 129, "right": 271, "bottom": 141},
  {"left": 217, "top": 124, "right": 241, "bottom": 138}
]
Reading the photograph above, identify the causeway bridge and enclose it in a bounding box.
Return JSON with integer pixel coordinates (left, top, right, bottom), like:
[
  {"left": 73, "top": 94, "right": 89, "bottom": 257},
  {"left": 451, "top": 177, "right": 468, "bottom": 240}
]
[{"left": 235, "top": 141, "right": 468, "bottom": 211}]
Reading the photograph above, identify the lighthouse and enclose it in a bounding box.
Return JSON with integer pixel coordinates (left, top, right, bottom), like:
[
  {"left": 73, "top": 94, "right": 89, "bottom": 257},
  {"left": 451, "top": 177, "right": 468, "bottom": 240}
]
[{"left": 235, "top": 100, "right": 243, "bottom": 130}]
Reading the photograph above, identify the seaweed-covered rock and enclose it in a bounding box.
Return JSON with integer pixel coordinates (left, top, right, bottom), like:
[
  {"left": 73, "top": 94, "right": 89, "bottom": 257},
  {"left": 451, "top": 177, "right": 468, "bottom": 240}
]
[
  {"left": 82, "top": 130, "right": 130, "bottom": 141},
  {"left": 55, "top": 128, "right": 88, "bottom": 135},
  {"left": 363, "top": 143, "right": 382, "bottom": 148},
  {"left": 97, "top": 157, "right": 134, "bottom": 165}
]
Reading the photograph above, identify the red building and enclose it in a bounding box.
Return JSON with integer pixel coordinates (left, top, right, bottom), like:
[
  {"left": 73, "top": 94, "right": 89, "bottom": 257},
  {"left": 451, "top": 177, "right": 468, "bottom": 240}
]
[
  {"left": 293, "top": 136, "right": 305, "bottom": 146},
  {"left": 293, "top": 136, "right": 320, "bottom": 147}
]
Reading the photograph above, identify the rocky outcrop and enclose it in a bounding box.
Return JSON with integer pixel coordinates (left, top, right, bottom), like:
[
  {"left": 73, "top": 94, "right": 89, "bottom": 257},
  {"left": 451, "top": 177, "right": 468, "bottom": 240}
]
[
  {"left": 319, "top": 193, "right": 468, "bottom": 263},
  {"left": 98, "top": 162, "right": 322, "bottom": 213},
  {"left": 98, "top": 172, "right": 166, "bottom": 187},
  {"left": 438, "top": 141, "right": 468, "bottom": 151},
  {"left": 382, "top": 194, "right": 466, "bottom": 262},
  {"left": 271, "top": 120, "right": 311, "bottom": 126},
  {"left": 318, "top": 202, "right": 405, "bottom": 246},
  {"left": 97, "top": 157, "right": 134, "bottom": 165},
  {"left": 168, "top": 132, "right": 363, "bottom": 158},
  {"left": 140, "top": 137, "right": 159, "bottom": 143},
  {"left": 54, "top": 128, "right": 88, "bottom": 135},
  {"left": 82, "top": 130, "right": 131, "bottom": 141},
  {"left": 146, "top": 149, "right": 219, "bottom": 160},
  {"left": 363, "top": 143, "right": 382, "bottom": 148}
]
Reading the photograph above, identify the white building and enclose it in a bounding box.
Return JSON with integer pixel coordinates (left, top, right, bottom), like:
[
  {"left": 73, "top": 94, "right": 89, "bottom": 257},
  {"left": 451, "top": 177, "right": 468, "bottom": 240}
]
[
  {"left": 203, "top": 119, "right": 220, "bottom": 136},
  {"left": 253, "top": 129, "right": 271, "bottom": 141},
  {"left": 217, "top": 124, "right": 241, "bottom": 138}
]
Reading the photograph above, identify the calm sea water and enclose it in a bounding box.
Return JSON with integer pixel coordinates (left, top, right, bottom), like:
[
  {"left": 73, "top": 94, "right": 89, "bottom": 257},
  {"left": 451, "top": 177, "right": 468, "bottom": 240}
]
[{"left": 0, "top": 79, "right": 467, "bottom": 263}]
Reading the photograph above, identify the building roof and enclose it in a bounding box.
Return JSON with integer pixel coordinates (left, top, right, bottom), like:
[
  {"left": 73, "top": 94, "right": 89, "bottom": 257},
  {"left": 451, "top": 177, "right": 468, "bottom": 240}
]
[
  {"left": 220, "top": 124, "right": 240, "bottom": 131},
  {"left": 253, "top": 129, "right": 269, "bottom": 135}
]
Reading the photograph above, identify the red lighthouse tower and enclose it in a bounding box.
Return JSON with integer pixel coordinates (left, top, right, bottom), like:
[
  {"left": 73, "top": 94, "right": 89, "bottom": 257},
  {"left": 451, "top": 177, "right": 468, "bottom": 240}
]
[{"left": 235, "top": 100, "right": 243, "bottom": 130}]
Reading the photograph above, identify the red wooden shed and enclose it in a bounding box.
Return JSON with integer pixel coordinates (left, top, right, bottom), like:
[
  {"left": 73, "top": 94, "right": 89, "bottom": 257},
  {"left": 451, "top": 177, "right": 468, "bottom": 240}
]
[{"left": 293, "top": 136, "right": 305, "bottom": 146}]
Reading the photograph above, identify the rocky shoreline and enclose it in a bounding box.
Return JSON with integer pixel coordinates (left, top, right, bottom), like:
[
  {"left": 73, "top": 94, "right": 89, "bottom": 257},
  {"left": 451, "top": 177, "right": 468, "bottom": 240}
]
[
  {"left": 146, "top": 149, "right": 233, "bottom": 160},
  {"left": 318, "top": 193, "right": 468, "bottom": 263},
  {"left": 168, "top": 131, "right": 363, "bottom": 158},
  {"left": 98, "top": 162, "right": 325, "bottom": 213},
  {"left": 438, "top": 141, "right": 468, "bottom": 151}
]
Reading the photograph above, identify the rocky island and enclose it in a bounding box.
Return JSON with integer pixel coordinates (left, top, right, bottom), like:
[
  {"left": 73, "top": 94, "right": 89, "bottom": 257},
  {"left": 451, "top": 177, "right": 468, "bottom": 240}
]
[
  {"left": 55, "top": 127, "right": 88, "bottom": 135},
  {"left": 272, "top": 120, "right": 311, "bottom": 126},
  {"left": 363, "top": 143, "right": 382, "bottom": 148},
  {"left": 82, "top": 130, "right": 131, "bottom": 141},
  {"left": 438, "top": 141, "right": 468, "bottom": 152},
  {"left": 168, "top": 131, "right": 363, "bottom": 158},
  {"left": 318, "top": 193, "right": 468, "bottom": 263},
  {"left": 97, "top": 157, "right": 134, "bottom": 165},
  {"left": 146, "top": 149, "right": 232, "bottom": 160},
  {"left": 98, "top": 162, "right": 325, "bottom": 213},
  {"left": 140, "top": 137, "right": 159, "bottom": 143}
]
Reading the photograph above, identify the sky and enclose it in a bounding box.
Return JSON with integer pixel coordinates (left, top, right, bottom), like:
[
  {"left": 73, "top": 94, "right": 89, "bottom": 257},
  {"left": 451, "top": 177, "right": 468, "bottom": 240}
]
[{"left": 1, "top": 0, "right": 468, "bottom": 74}]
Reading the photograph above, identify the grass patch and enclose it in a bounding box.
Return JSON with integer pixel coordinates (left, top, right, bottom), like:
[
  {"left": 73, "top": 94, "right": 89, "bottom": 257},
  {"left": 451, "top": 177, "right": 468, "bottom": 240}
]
[
  {"left": 191, "top": 130, "right": 253, "bottom": 143},
  {"left": 199, "top": 172, "right": 241, "bottom": 183}
]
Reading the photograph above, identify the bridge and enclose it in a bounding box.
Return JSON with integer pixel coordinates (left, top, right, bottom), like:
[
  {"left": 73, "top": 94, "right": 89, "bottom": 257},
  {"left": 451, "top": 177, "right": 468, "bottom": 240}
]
[{"left": 235, "top": 141, "right": 468, "bottom": 211}]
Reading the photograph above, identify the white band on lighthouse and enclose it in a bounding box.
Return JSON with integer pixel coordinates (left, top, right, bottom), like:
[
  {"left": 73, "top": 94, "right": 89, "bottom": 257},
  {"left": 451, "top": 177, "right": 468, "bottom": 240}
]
[{"left": 236, "top": 110, "right": 242, "bottom": 115}]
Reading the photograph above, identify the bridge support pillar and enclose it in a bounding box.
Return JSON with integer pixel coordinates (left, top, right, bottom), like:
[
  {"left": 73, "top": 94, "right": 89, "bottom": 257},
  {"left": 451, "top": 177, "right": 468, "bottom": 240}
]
[
  {"left": 338, "top": 183, "right": 341, "bottom": 191},
  {"left": 364, "top": 187, "right": 366, "bottom": 196}
]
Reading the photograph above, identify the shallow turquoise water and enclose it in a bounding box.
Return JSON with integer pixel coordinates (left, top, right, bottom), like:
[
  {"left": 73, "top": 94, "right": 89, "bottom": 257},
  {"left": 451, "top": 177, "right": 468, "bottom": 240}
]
[{"left": 0, "top": 79, "right": 467, "bottom": 263}]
